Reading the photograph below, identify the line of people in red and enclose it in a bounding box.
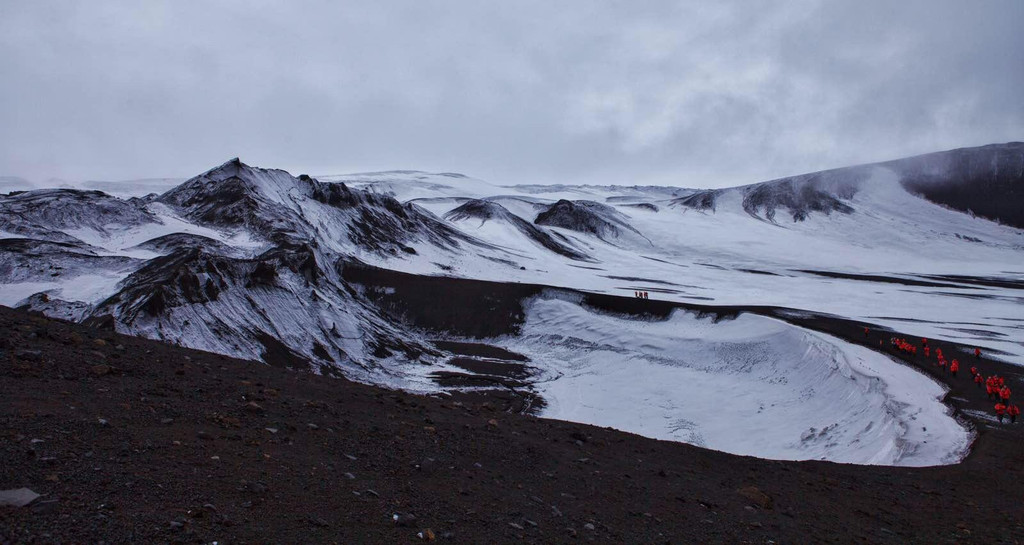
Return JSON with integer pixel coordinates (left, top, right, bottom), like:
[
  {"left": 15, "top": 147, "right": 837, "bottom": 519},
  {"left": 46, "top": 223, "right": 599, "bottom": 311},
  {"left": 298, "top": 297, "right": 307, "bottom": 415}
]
[{"left": 888, "top": 335, "right": 1018, "bottom": 423}]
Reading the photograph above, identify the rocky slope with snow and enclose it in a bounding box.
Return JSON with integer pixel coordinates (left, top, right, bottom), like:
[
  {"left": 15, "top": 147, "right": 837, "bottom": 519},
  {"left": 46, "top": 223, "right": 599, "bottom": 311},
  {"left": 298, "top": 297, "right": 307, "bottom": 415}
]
[{"left": 1, "top": 143, "right": 1022, "bottom": 466}]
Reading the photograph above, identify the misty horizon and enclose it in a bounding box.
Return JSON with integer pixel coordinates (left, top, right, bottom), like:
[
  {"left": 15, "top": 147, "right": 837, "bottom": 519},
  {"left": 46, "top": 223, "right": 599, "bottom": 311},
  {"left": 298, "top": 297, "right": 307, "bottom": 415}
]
[{"left": 2, "top": 1, "right": 1023, "bottom": 189}]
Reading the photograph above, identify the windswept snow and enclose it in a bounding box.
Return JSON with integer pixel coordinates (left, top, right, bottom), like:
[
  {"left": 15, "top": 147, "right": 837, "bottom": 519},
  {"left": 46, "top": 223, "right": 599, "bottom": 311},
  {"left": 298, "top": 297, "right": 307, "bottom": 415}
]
[{"left": 499, "top": 296, "right": 969, "bottom": 466}]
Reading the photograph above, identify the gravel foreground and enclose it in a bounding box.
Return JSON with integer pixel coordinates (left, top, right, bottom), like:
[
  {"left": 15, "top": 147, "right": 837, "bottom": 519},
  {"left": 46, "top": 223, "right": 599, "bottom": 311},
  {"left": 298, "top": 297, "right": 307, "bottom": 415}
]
[{"left": 1, "top": 304, "right": 1023, "bottom": 544}]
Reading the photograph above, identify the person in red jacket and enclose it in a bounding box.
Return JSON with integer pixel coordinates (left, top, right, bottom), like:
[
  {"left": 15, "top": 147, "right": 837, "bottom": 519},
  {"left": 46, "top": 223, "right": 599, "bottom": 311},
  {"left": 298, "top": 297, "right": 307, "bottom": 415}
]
[
  {"left": 986, "top": 378, "right": 996, "bottom": 400},
  {"left": 863, "top": 326, "right": 869, "bottom": 337},
  {"left": 995, "top": 403, "right": 1007, "bottom": 423},
  {"left": 974, "top": 347, "right": 981, "bottom": 358},
  {"left": 970, "top": 366, "right": 978, "bottom": 377},
  {"left": 1009, "top": 404, "right": 1021, "bottom": 424},
  {"left": 921, "top": 338, "right": 928, "bottom": 346},
  {"left": 924, "top": 346, "right": 930, "bottom": 358},
  {"left": 974, "top": 373, "right": 984, "bottom": 388},
  {"left": 1000, "top": 385, "right": 1011, "bottom": 404},
  {"left": 950, "top": 359, "right": 959, "bottom": 377}
]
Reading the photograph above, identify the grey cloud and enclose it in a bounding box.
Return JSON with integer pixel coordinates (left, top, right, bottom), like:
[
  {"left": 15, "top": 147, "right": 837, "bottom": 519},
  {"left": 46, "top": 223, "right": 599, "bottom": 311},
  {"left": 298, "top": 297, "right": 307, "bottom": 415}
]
[{"left": 1, "top": 0, "right": 1021, "bottom": 188}]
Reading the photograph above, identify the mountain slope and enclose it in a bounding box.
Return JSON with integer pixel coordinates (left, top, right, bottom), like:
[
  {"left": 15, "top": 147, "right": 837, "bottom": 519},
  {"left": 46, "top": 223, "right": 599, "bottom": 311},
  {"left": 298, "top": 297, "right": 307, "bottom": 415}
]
[{"left": 0, "top": 146, "right": 1021, "bottom": 466}]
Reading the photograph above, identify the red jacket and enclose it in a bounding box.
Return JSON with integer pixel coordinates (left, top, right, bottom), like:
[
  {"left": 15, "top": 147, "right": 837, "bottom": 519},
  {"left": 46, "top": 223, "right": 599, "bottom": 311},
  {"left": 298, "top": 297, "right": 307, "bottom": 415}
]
[
  {"left": 950, "top": 361, "right": 959, "bottom": 372},
  {"left": 975, "top": 374, "right": 983, "bottom": 384},
  {"left": 975, "top": 348, "right": 981, "bottom": 357},
  {"left": 995, "top": 403, "right": 1007, "bottom": 415},
  {"left": 1010, "top": 405, "right": 1021, "bottom": 417},
  {"left": 1000, "top": 387, "right": 1011, "bottom": 400}
]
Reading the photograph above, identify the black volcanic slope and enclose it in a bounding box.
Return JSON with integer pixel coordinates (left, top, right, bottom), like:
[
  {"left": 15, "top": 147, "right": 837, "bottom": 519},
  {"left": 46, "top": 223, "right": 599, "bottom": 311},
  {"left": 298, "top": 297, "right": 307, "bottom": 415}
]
[
  {"left": 672, "top": 189, "right": 719, "bottom": 211},
  {"left": 886, "top": 142, "right": 1024, "bottom": 228},
  {"left": 534, "top": 199, "right": 646, "bottom": 242},
  {"left": 3, "top": 296, "right": 1024, "bottom": 544},
  {"left": 671, "top": 142, "right": 1024, "bottom": 225},
  {"left": 444, "top": 200, "right": 590, "bottom": 261}
]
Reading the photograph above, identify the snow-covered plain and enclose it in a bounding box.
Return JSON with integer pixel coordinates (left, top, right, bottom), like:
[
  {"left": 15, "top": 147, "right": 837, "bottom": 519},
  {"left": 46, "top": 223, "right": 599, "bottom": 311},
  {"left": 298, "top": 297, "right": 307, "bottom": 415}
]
[{"left": 1, "top": 150, "right": 1021, "bottom": 466}]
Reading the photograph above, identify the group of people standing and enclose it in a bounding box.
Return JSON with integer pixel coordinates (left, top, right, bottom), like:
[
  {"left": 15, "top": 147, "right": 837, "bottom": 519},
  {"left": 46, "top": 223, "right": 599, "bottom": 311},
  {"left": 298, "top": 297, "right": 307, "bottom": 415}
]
[
  {"left": 634, "top": 291, "right": 649, "bottom": 299},
  {"left": 888, "top": 335, "right": 1018, "bottom": 424}
]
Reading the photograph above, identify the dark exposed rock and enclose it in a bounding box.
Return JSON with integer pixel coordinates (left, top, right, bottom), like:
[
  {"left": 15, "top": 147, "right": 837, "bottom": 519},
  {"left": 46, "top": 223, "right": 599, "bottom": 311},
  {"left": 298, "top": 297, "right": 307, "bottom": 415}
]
[
  {"left": 534, "top": 199, "right": 647, "bottom": 244},
  {"left": 672, "top": 189, "right": 720, "bottom": 212},
  {"left": 445, "top": 200, "right": 591, "bottom": 260},
  {"left": 888, "top": 142, "right": 1024, "bottom": 228}
]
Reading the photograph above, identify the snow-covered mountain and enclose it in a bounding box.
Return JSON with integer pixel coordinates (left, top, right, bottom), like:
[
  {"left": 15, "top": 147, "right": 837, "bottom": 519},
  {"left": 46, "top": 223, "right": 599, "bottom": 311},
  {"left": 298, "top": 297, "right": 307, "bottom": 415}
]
[{"left": 2, "top": 143, "right": 1022, "bottom": 466}]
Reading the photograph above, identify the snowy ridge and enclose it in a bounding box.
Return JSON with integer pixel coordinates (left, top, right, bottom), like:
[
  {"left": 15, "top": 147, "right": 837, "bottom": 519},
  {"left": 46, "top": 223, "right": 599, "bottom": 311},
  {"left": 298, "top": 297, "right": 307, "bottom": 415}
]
[{"left": 1, "top": 143, "right": 1021, "bottom": 465}]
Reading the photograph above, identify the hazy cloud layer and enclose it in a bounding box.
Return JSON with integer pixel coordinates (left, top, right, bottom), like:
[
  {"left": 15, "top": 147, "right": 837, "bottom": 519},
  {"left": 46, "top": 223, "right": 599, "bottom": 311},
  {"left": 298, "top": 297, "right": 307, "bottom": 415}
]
[{"left": 2, "top": 1, "right": 1022, "bottom": 188}]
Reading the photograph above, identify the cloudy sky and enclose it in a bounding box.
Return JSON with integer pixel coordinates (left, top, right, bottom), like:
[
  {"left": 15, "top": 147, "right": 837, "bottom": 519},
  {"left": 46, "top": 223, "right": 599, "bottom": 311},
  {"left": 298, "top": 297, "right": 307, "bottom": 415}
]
[{"left": 1, "top": 1, "right": 1022, "bottom": 188}]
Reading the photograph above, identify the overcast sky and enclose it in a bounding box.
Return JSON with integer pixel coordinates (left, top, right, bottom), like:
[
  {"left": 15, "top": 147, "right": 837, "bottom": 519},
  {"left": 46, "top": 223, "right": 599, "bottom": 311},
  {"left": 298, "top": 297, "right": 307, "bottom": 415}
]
[{"left": 1, "top": 1, "right": 1022, "bottom": 188}]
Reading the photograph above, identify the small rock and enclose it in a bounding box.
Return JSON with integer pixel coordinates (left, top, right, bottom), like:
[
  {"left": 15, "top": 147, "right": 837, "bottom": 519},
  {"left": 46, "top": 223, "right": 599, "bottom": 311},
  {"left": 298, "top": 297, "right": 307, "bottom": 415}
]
[
  {"left": 168, "top": 520, "right": 184, "bottom": 529},
  {"left": 393, "top": 513, "right": 417, "bottom": 527},
  {"left": 737, "top": 486, "right": 773, "bottom": 510},
  {"left": 197, "top": 431, "right": 213, "bottom": 441},
  {"left": 509, "top": 522, "right": 524, "bottom": 530},
  {"left": 487, "top": 419, "right": 499, "bottom": 427},
  {"left": 97, "top": 418, "right": 109, "bottom": 427},
  {"left": 418, "top": 528, "right": 436, "bottom": 541},
  {"left": 344, "top": 453, "right": 357, "bottom": 461},
  {"left": 245, "top": 401, "right": 265, "bottom": 414},
  {"left": 0, "top": 488, "right": 40, "bottom": 507},
  {"left": 344, "top": 472, "right": 356, "bottom": 480},
  {"left": 160, "top": 418, "right": 174, "bottom": 425},
  {"left": 309, "top": 517, "right": 330, "bottom": 527},
  {"left": 91, "top": 364, "right": 112, "bottom": 377},
  {"left": 583, "top": 523, "right": 595, "bottom": 531},
  {"left": 307, "top": 423, "right": 319, "bottom": 430},
  {"left": 93, "top": 339, "right": 107, "bottom": 347},
  {"left": 264, "top": 427, "right": 279, "bottom": 434}
]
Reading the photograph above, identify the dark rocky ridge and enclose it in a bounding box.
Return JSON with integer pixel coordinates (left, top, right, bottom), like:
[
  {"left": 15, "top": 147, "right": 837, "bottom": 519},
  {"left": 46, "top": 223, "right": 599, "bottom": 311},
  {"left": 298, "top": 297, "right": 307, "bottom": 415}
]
[
  {"left": 534, "top": 199, "right": 647, "bottom": 243},
  {"left": 672, "top": 189, "right": 720, "bottom": 212},
  {"left": 444, "top": 200, "right": 590, "bottom": 261},
  {"left": 129, "top": 233, "right": 245, "bottom": 258},
  {"left": 887, "top": 142, "right": 1024, "bottom": 228},
  {"left": 0, "top": 238, "right": 140, "bottom": 284},
  {"left": 0, "top": 189, "right": 154, "bottom": 245},
  {"left": 672, "top": 142, "right": 1024, "bottom": 225}
]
